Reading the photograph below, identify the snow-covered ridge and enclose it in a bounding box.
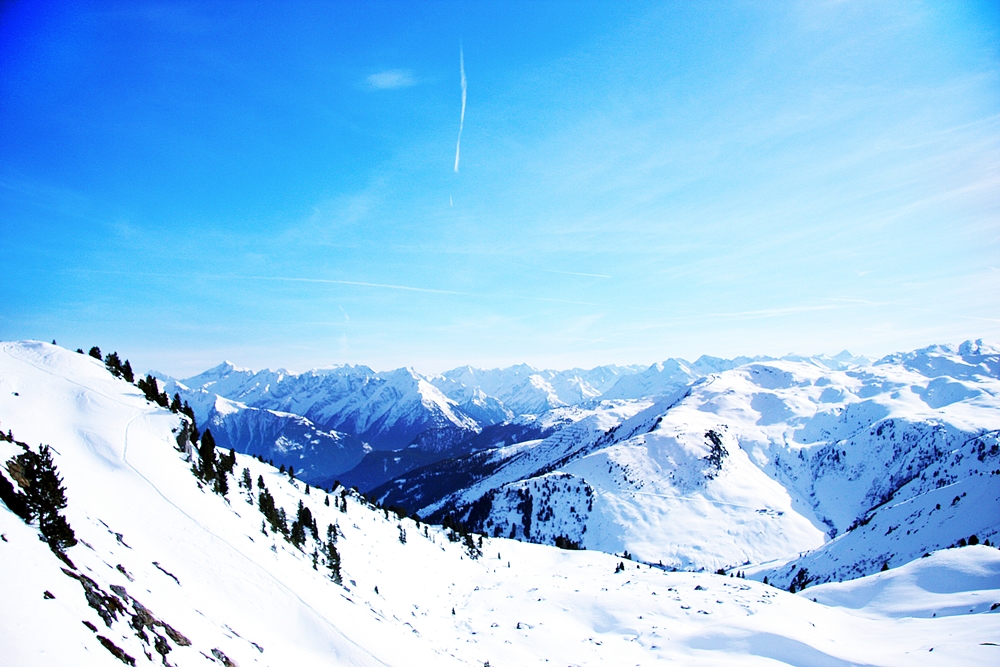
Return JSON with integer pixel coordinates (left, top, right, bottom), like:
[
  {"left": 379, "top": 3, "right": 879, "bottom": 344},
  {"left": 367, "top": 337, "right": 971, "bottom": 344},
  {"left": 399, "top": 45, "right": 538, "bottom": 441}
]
[
  {"left": 160, "top": 363, "right": 480, "bottom": 453},
  {"left": 378, "top": 341, "right": 1000, "bottom": 582},
  {"left": 2, "top": 340, "right": 999, "bottom": 666}
]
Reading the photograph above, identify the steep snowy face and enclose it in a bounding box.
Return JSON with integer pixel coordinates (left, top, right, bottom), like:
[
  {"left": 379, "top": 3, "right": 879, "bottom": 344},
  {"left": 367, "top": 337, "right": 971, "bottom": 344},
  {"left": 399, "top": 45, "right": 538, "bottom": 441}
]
[
  {"left": 168, "top": 364, "right": 478, "bottom": 451},
  {"left": 415, "top": 344, "right": 999, "bottom": 577},
  {"left": 204, "top": 396, "right": 370, "bottom": 482},
  {"left": 619, "top": 352, "right": 1000, "bottom": 566},
  {"left": 458, "top": 387, "right": 514, "bottom": 426},
  {"left": 430, "top": 392, "right": 828, "bottom": 571}
]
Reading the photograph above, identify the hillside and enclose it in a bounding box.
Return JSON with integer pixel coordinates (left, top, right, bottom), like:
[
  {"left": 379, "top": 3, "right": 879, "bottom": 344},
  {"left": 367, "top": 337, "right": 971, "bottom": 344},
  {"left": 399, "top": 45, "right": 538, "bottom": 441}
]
[
  {"left": 384, "top": 343, "right": 1000, "bottom": 580},
  {"left": 3, "top": 340, "right": 999, "bottom": 666}
]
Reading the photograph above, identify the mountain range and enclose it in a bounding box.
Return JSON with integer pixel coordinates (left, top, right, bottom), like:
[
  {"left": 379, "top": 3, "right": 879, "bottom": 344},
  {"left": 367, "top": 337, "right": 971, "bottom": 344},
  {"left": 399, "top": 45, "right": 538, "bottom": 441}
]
[
  {"left": 147, "top": 341, "right": 1000, "bottom": 592},
  {"left": 2, "top": 340, "right": 998, "bottom": 666}
]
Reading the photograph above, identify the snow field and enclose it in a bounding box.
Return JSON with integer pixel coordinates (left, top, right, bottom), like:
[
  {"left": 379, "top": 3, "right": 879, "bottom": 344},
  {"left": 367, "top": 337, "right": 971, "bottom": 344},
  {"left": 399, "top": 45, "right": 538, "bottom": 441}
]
[{"left": 3, "top": 341, "right": 1000, "bottom": 666}]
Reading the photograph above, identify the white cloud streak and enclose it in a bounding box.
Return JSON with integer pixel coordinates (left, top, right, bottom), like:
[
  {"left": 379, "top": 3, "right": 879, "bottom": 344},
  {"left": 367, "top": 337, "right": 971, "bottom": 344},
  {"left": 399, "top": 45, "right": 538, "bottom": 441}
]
[
  {"left": 454, "top": 45, "right": 467, "bottom": 172},
  {"left": 538, "top": 268, "right": 613, "bottom": 279},
  {"left": 367, "top": 70, "right": 416, "bottom": 90}
]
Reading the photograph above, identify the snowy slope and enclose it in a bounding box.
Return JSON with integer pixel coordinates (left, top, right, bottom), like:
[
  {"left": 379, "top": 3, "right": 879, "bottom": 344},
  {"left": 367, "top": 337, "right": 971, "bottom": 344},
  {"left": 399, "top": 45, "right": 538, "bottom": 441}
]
[
  {"left": 415, "top": 391, "right": 828, "bottom": 572},
  {"left": 806, "top": 544, "right": 1000, "bottom": 618},
  {"left": 400, "top": 343, "right": 1000, "bottom": 580},
  {"left": 0, "top": 343, "right": 1000, "bottom": 667},
  {"left": 3, "top": 341, "right": 1000, "bottom": 666}
]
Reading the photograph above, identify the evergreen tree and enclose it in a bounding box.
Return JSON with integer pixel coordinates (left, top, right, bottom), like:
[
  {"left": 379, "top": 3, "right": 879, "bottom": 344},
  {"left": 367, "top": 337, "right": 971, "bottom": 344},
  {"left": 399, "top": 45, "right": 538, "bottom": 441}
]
[
  {"left": 213, "top": 469, "right": 229, "bottom": 496},
  {"left": 169, "top": 393, "right": 182, "bottom": 413},
  {"left": 217, "top": 448, "right": 237, "bottom": 477},
  {"left": 277, "top": 507, "right": 288, "bottom": 535},
  {"left": 138, "top": 375, "right": 161, "bottom": 404},
  {"left": 257, "top": 485, "right": 286, "bottom": 534},
  {"left": 290, "top": 519, "right": 306, "bottom": 548},
  {"left": 241, "top": 468, "right": 252, "bottom": 490},
  {"left": 198, "top": 429, "right": 217, "bottom": 482},
  {"left": 88, "top": 346, "right": 102, "bottom": 360},
  {"left": 6, "top": 445, "right": 76, "bottom": 551},
  {"left": 104, "top": 352, "right": 123, "bottom": 378},
  {"left": 326, "top": 524, "right": 342, "bottom": 584},
  {"left": 289, "top": 500, "right": 316, "bottom": 545},
  {"left": 121, "top": 359, "right": 134, "bottom": 383}
]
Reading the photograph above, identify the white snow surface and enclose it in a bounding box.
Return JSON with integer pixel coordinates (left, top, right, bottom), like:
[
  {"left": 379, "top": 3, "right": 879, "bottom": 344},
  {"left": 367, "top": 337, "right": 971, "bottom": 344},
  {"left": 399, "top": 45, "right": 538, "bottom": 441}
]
[
  {"left": 806, "top": 545, "right": 1000, "bottom": 619},
  {"left": 425, "top": 343, "right": 1000, "bottom": 582},
  {"left": 3, "top": 341, "right": 1000, "bottom": 667},
  {"left": 0, "top": 342, "right": 1000, "bottom": 667}
]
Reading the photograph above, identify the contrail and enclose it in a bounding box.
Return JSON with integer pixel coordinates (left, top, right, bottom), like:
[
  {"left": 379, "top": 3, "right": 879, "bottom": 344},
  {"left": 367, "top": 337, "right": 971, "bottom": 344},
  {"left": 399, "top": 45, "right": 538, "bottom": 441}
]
[{"left": 454, "top": 45, "right": 467, "bottom": 172}]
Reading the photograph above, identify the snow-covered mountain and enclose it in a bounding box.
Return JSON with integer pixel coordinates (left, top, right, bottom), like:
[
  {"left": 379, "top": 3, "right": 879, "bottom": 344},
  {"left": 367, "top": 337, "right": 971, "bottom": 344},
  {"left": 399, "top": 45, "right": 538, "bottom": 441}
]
[
  {"left": 162, "top": 363, "right": 480, "bottom": 452},
  {"left": 429, "top": 363, "right": 645, "bottom": 415},
  {"left": 598, "top": 358, "right": 699, "bottom": 400},
  {"left": 162, "top": 354, "right": 864, "bottom": 490},
  {"left": 378, "top": 342, "right": 1000, "bottom": 581},
  {"left": 203, "top": 395, "right": 370, "bottom": 482},
  {"left": 3, "top": 340, "right": 999, "bottom": 666}
]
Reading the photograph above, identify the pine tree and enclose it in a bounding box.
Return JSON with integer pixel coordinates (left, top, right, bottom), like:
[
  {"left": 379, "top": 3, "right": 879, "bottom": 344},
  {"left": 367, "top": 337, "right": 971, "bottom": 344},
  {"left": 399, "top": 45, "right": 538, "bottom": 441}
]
[
  {"left": 104, "top": 352, "right": 123, "bottom": 378},
  {"left": 88, "top": 346, "right": 102, "bottom": 360},
  {"left": 6, "top": 445, "right": 76, "bottom": 551},
  {"left": 198, "top": 429, "right": 217, "bottom": 483},
  {"left": 121, "top": 359, "right": 134, "bottom": 383},
  {"left": 138, "top": 374, "right": 162, "bottom": 404},
  {"left": 213, "top": 469, "right": 229, "bottom": 496},
  {"left": 290, "top": 520, "right": 305, "bottom": 547},
  {"left": 170, "top": 393, "right": 182, "bottom": 413},
  {"left": 216, "top": 448, "right": 236, "bottom": 477},
  {"left": 241, "top": 468, "right": 252, "bottom": 490},
  {"left": 326, "top": 523, "right": 342, "bottom": 584}
]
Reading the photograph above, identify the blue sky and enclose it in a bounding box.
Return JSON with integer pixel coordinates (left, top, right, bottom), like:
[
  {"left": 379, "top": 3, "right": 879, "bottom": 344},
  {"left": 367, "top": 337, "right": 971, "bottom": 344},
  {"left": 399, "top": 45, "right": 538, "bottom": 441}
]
[{"left": 1, "top": 1, "right": 998, "bottom": 376}]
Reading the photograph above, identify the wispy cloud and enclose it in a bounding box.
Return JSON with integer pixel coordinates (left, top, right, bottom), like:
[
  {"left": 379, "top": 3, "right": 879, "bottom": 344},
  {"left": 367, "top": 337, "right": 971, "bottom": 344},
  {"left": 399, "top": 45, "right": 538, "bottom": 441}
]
[
  {"left": 66, "top": 269, "right": 470, "bottom": 296},
  {"left": 367, "top": 70, "right": 417, "bottom": 90},
  {"left": 454, "top": 45, "right": 467, "bottom": 172},
  {"left": 219, "top": 274, "right": 470, "bottom": 295},
  {"left": 538, "top": 268, "right": 613, "bottom": 279}
]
